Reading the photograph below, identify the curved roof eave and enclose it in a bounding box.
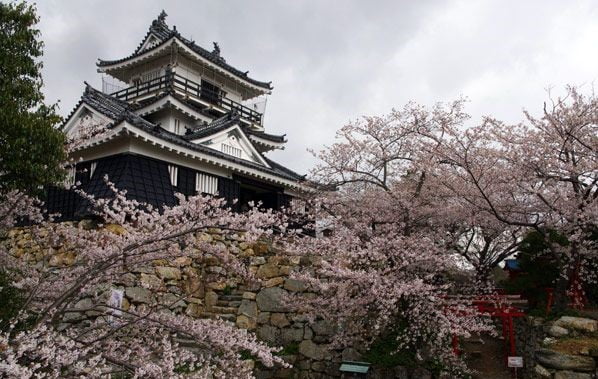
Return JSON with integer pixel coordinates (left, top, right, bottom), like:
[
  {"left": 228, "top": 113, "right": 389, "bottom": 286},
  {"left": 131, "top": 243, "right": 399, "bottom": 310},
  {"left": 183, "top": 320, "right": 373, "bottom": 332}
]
[{"left": 97, "top": 36, "right": 273, "bottom": 93}]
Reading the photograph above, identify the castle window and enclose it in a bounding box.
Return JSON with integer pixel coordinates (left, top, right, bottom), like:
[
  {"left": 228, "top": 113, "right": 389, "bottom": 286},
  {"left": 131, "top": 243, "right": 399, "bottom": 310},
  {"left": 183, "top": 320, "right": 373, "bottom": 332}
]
[
  {"left": 200, "top": 79, "right": 223, "bottom": 105},
  {"left": 90, "top": 162, "right": 97, "bottom": 178},
  {"left": 196, "top": 173, "right": 218, "bottom": 195},
  {"left": 168, "top": 165, "right": 178, "bottom": 186},
  {"left": 174, "top": 119, "right": 181, "bottom": 135},
  {"left": 140, "top": 68, "right": 161, "bottom": 83},
  {"left": 222, "top": 144, "right": 242, "bottom": 158},
  {"left": 64, "top": 166, "right": 76, "bottom": 188}
]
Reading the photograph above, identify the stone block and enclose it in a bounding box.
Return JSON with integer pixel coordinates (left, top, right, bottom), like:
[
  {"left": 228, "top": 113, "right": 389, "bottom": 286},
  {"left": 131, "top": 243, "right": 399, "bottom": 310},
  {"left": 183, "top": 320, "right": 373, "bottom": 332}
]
[
  {"left": 271, "top": 313, "right": 290, "bottom": 328},
  {"left": 242, "top": 291, "right": 256, "bottom": 300},
  {"left": 284, "top": 279, "right": 307, "bottom": 292},
  {"left": 236, "top": 315, "right": 257, "bottom": 330},
  {"left": 257, "top": 263, "right": 279, "bottom": 279},
  {"left": 205, "top": 291, "right": 218, "bottom": 309},
  {"left": 555, "top": 316, "right": 597, "bottom": 333},
  {"left": 548, "top": 325, "right": 570, "bottom": 338},
  {"left": 162, "top": 293, "right": 186, "bottom": 308},
  {"left": 281, "top": 328, "right": 304, "bottom": 344},
  {"left": 554, "top": 371, "right": 593, "bottom": 379},
  {"left": 155, "top": 266, "right": 181, "bottom": 280},
  {"left": 298, "top": 340, "right": 330, "bottom": 360},
  {"left": 304, "top": 326, "right": 314, "bottom": 340},
  {"left": 125, "top": 286, "right": 153, "bottom": 304},
  {"left": 536, "top": 349, "right": 596, "bottom": 372},
  {"left": 185, "top": 303, "right": 204, "bottom": 317},
  {"left": 256, "top": 287, "right": 288, "bottom": 312},
  {"left": 257, "top": 312, "right": 271, "bottom": 324},
  {"left": 172, "top": 256, "right": 192, "bottom": 266},
  {"left": 140, "top": 273, "right": 162, "bottom": 290},
  {"left": 312, "top": 320, "right": 335, "bottom": 336},
  {"left": 252, "top": 241, "right": 270, "bottom": 255},
  {"left": 257, "top": 325, "right": 280, "bottom": 345},
  {"left": 534, "top": 364, "right": 552, "bottom": 378},
  {"left": 264, "top": 277, "right": 285, "bottom": 288},
  {"left": 238, "top": 299, "right": 258, "bottom": 318}
]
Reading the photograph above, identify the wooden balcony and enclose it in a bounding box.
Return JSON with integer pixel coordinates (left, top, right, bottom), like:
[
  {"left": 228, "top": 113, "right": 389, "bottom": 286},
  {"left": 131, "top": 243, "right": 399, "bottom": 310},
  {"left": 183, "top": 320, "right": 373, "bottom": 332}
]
[{"left": 111, "top": 72, "right": 263, "bottom": 125}]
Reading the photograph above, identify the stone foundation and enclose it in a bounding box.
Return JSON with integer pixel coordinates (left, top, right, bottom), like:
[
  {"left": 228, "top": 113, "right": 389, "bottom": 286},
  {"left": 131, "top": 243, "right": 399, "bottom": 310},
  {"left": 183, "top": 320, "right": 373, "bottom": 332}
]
[
  {"left": 516, "top": 314, "right": 598, "bottom": 378},
  {"left": 3, "top": 224, "right": 348, "bottom": 378}
]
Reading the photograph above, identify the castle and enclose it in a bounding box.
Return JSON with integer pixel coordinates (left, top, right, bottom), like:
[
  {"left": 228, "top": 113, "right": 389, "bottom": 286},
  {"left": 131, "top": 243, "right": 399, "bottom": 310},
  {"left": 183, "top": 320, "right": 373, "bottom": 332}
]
[{"left": 48, "top": 11, "right": 304, "bottom": 218}]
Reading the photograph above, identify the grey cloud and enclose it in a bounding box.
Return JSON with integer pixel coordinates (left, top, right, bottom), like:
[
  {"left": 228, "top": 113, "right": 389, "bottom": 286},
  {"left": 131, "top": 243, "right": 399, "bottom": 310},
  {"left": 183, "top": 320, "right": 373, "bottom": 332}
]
[{"left": 36, "top": 0, "right": 598, "bottom": 173}]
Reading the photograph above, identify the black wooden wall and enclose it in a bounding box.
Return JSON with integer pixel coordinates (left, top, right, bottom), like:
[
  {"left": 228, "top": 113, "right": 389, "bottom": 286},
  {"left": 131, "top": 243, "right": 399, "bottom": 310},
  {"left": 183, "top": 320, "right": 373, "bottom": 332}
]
[{"left": 45, "top": 153, "right": 292, "bottom": 221}]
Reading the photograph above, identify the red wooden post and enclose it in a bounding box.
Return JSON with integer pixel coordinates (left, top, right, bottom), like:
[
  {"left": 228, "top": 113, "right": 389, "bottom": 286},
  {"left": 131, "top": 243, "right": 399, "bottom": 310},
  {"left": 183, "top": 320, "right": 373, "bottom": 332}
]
[
  {"left": 508, "top": 314, "right": 516, "bottom": 356},
  {"left": 452, "top": 334, "right": 460, "bottom": 356},
  {"left": 545, "top": 288, "right": 553, "bottom": 315}
]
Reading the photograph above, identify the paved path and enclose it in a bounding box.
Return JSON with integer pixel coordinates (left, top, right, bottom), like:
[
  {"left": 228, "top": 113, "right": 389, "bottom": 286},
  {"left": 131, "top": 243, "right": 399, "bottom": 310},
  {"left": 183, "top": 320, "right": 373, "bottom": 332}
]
[{"left": 463, "top": 335, "right": 513, "bottom": 379}]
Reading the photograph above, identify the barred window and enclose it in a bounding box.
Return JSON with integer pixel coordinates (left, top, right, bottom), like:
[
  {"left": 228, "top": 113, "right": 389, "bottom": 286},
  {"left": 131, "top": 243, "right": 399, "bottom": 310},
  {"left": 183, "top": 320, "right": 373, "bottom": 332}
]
[
  {"left": 195, "top": 173, "right": 218, "bottom": 195},
  {"left": 140, "top": 68, "right": 161, "bottom": 83},
  {"left": 90, "top": 162, "right": 97, "bottom": 178},
  {"left": 174, "top": 119, "right": 181, "bottom": 135},
  {"left": 168, "top": 165, "right": 178, "bottom": 186},
  {"left": 221, "top": 143, "right": 242, "bottom": 158},
  {"left": 64, "top": 166, "right": 76, "bottom": 188}
]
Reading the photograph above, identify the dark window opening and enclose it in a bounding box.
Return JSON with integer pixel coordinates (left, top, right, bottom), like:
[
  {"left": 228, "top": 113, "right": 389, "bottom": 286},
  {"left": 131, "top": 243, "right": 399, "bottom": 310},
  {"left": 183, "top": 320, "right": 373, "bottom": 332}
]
[{"left": 200, "top": 79, "right": 224, "bottom": 105}]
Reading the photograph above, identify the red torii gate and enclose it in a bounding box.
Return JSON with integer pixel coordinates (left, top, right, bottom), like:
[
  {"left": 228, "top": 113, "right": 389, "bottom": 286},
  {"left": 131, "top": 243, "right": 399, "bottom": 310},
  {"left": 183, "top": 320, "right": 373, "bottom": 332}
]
[{"left": 444, "top": 293, "right": 527, "bottom": 365}]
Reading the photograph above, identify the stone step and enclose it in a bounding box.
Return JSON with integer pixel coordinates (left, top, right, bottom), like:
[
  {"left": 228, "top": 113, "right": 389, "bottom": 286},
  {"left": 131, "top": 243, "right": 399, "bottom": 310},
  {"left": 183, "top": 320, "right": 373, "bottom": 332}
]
[
  {"left": 216, "top": 300, "right": 241, "bottom": 308},
  {"left": 467, "top": 351, "right": 482, "bottom": 359},
  {"left": 219, "top": 295, "right": 244, "bottom": 301},
  {"left": 463, "top": 338, "right": 484, "bottom": 344},
  {"left": 217, "top": 314, "right": 236, "bottom": 322},
  {"left": 210, "top": 306, "right": 237, "bottom": 314}
]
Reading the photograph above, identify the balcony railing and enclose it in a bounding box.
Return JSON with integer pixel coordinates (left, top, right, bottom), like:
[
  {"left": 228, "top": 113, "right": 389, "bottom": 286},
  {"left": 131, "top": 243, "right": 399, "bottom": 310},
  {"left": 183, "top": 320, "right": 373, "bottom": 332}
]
[{"left": 111, "top": 72, "right": 263, "bottom": 125}]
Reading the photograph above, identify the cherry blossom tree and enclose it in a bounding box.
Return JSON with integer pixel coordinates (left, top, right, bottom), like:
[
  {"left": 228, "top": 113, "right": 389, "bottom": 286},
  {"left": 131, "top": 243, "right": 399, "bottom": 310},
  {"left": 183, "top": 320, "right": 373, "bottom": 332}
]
[
  {"left": 433, "top": 86, "right": 597, "bottom": 309},
  {"left": 286, "top": 101, "right": 495, "bottom": 374},
  {"left": 0, "top": 184, "right": 288, "bottom": 378}
]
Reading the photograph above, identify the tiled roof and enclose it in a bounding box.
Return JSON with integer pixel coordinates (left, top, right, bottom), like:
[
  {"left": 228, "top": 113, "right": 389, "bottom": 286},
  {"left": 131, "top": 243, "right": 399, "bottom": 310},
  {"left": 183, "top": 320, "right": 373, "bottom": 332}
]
[
  {"left": 120, "top": 117, "right": 304, "bottom": 182},
  {"left": 61, "top": 83, "right": 130, "bottom": 130},
  {"left": 81, "top": 83, "right": 130, "bottom": 119},
  {"left": 183, "top": 112, "right": 241, "bottom": 140},
  {"left": 68, "top": 84, "right": 303, "bottom": 183},
  {"left": 97, "top": 11, "right": 272, "bottom": 90},
  {"left": 183, "top": 111, "right": 286, "bottom": 144},
  {"left": 247, "top": 129, "right": 286, "bottom": 144}
]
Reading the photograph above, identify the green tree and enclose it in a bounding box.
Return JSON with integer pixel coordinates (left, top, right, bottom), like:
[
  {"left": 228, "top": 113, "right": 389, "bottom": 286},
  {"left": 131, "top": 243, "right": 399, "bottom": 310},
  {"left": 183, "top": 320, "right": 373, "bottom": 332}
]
[{"left": 0, "top": 1, "right": 65, "bottom": 195}]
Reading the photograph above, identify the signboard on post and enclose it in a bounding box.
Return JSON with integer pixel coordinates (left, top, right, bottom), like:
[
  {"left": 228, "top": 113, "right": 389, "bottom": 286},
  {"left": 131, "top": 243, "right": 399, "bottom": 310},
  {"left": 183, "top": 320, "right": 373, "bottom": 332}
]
[{"left": 507, "top": 356, "right": 523, "bottom": 368}]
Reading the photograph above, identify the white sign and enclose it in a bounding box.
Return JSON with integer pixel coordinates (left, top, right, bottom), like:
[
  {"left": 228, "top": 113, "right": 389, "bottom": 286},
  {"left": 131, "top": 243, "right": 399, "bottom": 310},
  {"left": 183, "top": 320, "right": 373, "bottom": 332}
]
[
  {"left": 107, "top": 288, "right": 124, "bottom": 324},
  {"left": 507, "top": 356, "right": 523, "bottom": 368}
]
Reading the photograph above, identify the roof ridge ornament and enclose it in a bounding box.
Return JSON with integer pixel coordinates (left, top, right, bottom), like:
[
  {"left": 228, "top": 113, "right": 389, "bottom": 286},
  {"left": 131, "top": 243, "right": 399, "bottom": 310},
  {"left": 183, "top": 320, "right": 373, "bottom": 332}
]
[
  {"left": 212, "top": 42, "right": 226, "bottom": 62},
  {"left": 212, "top": 42, "right": 221, "bottom": 57},
  {"left": 152, "top": 10, "right": 167, "bottom": 27}
]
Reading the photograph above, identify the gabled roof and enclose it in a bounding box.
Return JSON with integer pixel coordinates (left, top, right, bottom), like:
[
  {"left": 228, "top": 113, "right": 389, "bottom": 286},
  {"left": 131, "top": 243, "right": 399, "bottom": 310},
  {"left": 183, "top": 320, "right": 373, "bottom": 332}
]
[
  {"left": 183, "top": 112, "right": 287, "bottom": 144},
  {"left": 183, "top": 112, "right": 242, "bottom": 140},
  {"left": 134, "top": 10, "right": 172, "bottom": 54},
  {"left": 113, "top": 117, "right": 304, "bottom": 182},
  {"left": 97, "top": 11, "right": 272, "bottom": 91},
  {"left": 80, "top": 83, "right": 130, "bottom": 119},
  {"left": 61, "top": 83, "right": 131, "bottom": 133},
  {"left": 66, "top": 85, "right": 304, "bottom": 185}
]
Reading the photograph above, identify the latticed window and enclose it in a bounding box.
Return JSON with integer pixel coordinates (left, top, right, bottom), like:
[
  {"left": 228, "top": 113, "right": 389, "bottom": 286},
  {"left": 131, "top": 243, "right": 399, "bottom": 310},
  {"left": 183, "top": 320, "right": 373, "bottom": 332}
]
[
  {"left": 196, "top": 173, "right": 218, "bottom": 195},
  {"left": 90, "top": 162, "right": 97, "bottom": 178},
  {"left": 64, "top": 166, "right": 76, "bottom": 188},
  {"left": 221, "top": 144, "right": 242, "bottom": 158},
  {"left": 140, "top": 68, "right": 162, "bottom": 83},
  {"left": 174, "top": 119, "right": 181, "bottom": 135},
  {"left": 168, "top": 165, "right": 178, "bottom": 186}
]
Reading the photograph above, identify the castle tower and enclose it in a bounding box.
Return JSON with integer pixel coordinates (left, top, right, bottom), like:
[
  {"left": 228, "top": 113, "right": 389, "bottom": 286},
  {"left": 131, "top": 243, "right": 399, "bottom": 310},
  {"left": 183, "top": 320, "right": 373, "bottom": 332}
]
[{"left": 50, "top": 11, "right": 304, "bottom": 218}]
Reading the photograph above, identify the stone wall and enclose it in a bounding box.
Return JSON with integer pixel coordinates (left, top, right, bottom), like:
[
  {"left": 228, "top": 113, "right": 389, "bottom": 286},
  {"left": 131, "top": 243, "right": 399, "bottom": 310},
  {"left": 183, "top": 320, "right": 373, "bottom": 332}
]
[
  {"left": 516, "top": 315, "right": 598, "bottom": 378},
  {"left": 3, "top": 224, "right": 349, "bottom": 379}
]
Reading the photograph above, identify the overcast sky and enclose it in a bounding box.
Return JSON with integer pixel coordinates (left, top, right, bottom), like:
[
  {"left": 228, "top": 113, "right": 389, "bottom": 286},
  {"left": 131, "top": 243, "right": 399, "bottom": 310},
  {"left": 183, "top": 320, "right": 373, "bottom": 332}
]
[{"left": 36, "top": 0, "right": 598, "bottom": 174}]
